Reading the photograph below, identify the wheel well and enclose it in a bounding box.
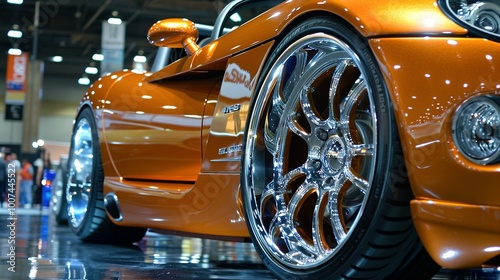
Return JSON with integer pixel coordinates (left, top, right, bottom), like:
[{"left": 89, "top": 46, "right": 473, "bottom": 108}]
[
  {"left": 74, "top": 104, "right": 96, "bottom": 130},
  {"left": 72, "top": 104, "right": 104, "bottom": 153},
  {"left": 275, "top": 11, "right": 364, "bottom": 49}
]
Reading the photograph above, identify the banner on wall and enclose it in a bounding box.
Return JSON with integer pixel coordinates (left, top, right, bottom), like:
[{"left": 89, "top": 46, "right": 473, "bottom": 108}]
[
  {"left": 5, "top": 53, "right": 29, "bottom": 121},
  {"left": 101, "top": 21, "right": 125, "bottom": 75}
]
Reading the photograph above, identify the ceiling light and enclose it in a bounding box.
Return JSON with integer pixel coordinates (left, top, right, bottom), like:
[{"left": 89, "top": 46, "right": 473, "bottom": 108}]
[
  {"left": 8, "top": 48, "right": 22, "bottom": 55},
  {"left": 78, "top": 76, "right": 90, "bottom": 85},
  {"left": 85, "top": 66, "right": 98, "bottom": 75},
  {"left": 92, "top": 53, "right": 104, "bottom": 61},
  {"left": 7, "top": 0, "right": 23, "bottom": 4},
  {"left": 51, "top": 56, "right": 63, "bottom": 62},
  {"left": 108, "top": 17, "right": 122, "bottom": 25},
  {"left": 7, "top": 30, "right": 22, "bottom": 38},
  {"left": 133, "top": 55, "right": 147, "bottom": 63}
]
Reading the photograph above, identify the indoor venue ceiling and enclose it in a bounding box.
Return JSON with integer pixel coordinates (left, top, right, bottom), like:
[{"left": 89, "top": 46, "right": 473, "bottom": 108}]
[{"left": 0, "top": 0, "right": 232, "bottom": 82}]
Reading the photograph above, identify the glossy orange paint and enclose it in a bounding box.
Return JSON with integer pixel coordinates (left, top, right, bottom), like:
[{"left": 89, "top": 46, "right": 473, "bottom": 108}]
[
  {"left": 103, "top": 174, "right": 249, "bottom": 238},
  {"left": 370, "top": 37, "right": 500, "bottom": 205},
  {"left": 100, "top": 72, "right": 219, "bottom": 182},
  {"left": 370, "top": 37, "right": 500, "bottom": 268},
  {"left": 146, "top": 0, "right": 466, "bottom": 82},
  {"left": 412, "top": 200, "right": 500, "bottom": 268},
  {"left": 201, "top": 41, "right": 274, "bottom": 173},
  {"left": 75, "top": 0, "right": 500, "bottom": 268},
  {"left": 79, "top": 70, "right": 137, "bottom": 178},
  {"left": 98, "top": 43, "right": 274, "bottom": 238}
]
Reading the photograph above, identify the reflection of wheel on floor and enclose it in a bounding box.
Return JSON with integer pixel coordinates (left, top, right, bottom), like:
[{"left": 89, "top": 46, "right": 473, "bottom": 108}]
[
  {"left": 66, "top": 107, "right": 146, "bottom": 244},
  {"left": 241, "top": 18, "right": 439, "bottom": 279},
  {"left": 51, "top": 157, "right": 68, "bottom": 224}
]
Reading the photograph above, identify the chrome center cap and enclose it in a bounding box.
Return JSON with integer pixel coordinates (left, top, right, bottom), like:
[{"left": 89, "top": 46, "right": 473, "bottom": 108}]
[{"left": 322, "top": 135, "right": 346, "bottom": 173}]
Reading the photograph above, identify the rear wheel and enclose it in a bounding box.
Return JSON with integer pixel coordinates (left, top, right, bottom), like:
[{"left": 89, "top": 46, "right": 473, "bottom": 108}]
[
  {"left": 51, "top": 161, "right": 68, "bottom": 224},
  {"left": 67, "top": 107, "right": 146, "bottom": 244},
  {"left": 241, "top": 18, "right": 439, "bottom": 279}
]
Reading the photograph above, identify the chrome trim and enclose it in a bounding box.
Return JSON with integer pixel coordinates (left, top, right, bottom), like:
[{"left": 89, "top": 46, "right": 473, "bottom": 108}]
[
  {"left": 150, "top": 47, "right": 171, "bottom": 72},
  {"left": 210, "top": 0, "right": 246, "bottom": 41},
  {"left": 104, "top": 193, "right": 123, "bottom": 222},
  {"left": 210, "top": 157, "right": 241, "bottom": 162},
  {"left": 210, "top": 0, "right": 283, "bottom": 41},
  {"left": 218, "top": 144, "right": 243, "bottom": 155}
]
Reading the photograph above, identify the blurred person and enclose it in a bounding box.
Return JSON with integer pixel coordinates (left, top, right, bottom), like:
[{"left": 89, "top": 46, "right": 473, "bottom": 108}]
[
  {"left": 20, "top": 158, "right": 34, "bottom": 208},
  {"left": 33, "top": 152, "right": 44, "bottom": 207},
  {"left": 6, "top": 153, "right": 21, "bottom": 170},
  {"left": 34, "top": 152, "right": 52, "bottom": 208}
]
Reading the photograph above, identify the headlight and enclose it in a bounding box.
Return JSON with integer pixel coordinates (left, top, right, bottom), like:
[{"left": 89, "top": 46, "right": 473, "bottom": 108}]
[
  {"left": 452, "top": 95, "right": 500, "bottom": 165},
  {"left": 439, "top": 0, "right": 500, "bottom": 40}
]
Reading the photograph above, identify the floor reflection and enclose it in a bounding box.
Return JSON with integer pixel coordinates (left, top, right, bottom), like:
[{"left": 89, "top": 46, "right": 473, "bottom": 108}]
[{"left": 0, "top": 210, "right": 498, "bottom": 280}]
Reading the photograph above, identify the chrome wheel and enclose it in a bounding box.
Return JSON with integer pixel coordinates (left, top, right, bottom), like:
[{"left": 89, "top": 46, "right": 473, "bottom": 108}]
[
  {"left": 243, "top": 33, "right": 376, "bottom": 268},
  {"left": 51, "top": 164, "right": 67, "bottom": 221},
  {"left": 52, "top": 167, "right": 63, "bottom": 213},
  {"left": 66, "top": 107, "right": 146, "bottom": 243},
  {"left": 67, "top": 118, "right": 94, "bottom": 229}
]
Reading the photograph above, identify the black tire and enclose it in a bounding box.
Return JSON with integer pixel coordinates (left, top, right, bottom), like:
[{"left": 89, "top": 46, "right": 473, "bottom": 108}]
[
  {"left": 52, "top": 160, "right": 68, "bottom": 224},
  {"left": 66, "top": 107, "right": 146, "bottom": 244},
  {"left": 241, "top": 17, "right": 440, "bottom": 279}
]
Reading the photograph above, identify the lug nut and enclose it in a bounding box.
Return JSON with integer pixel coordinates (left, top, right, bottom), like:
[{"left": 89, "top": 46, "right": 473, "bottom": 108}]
[
  {"left": 323, "top": 176, "right": 334, "bottom": 186},
  {"left": 309, "top": 160, "right": 322, "bottom": 170},
  {"left": 316, "top": 128, "right": 328, "bottom": 141}
]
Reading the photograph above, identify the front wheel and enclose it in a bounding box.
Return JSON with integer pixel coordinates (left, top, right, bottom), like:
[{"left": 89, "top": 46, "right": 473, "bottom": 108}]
[
  {"left": 241, "top": 18, "right": 439, "bottom": 279},
  {"left": 66, "top": 107, "right": 146, "bottom": 244}
]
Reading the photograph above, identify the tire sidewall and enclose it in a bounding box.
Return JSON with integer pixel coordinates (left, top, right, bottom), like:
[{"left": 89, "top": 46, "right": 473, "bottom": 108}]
[{"left": 53, "top": 164, "right": 68, "bottom": 224}]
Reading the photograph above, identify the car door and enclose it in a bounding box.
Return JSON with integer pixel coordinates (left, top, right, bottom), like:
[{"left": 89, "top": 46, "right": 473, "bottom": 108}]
[{"left": 102, "top": 73, "right": 219, "bottom": 182}]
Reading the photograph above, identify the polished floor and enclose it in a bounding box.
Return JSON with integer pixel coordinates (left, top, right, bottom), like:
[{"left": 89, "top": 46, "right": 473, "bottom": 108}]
[{"left": 0, "top": 209, "right": 499, "bottom": 280}]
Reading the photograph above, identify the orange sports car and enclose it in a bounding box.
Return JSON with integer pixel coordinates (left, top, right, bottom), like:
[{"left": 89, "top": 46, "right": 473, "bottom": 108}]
[{"left": 58, "top": 0, "right": 500, "bottom": 278}]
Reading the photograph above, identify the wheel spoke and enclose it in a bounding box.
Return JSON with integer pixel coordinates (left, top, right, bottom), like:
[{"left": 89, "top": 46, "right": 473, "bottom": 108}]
[
  {"left": 277, "top": 165, "right": 307, "bottom": 190},
  {"left": 265, "top": 50, "right": 311, "bottom": 154},
  {"left": 328, "top": 176, "right": 348, "bottom": 244},
  {"left": 259, "top": 181, "right": 276, "bottom": 215},
  {"left": 340, "top": 77, "right": 365, "bottom": 125},
  {"left": 300, "top": 54, "right": 352, "bottom": 128},
  {"left": 268, "top": 211, "right": 285, "bottom": 238},
  {"left": 328, "top": 59, "right": 350, "bottom": 122},
  {"left": 285, "top": 182, "right": 322, "bottom": 257},
  {"left": 265, "top": 72, "right": 285, "bottom": 155},
  {"left": 282, "top": 50, "right": 309, "bottom": 101},
  {"left": 346, "top": 169, "right": 369, "bottom": 193},
  {"left": 311, "top": 191, "right": 329, "bottom": 253},
  {"left": 300, "top": 86, "right": 323, "bottom": 127},
  {"left": 287, "top": 181, "right": 312, "bottom": 216},
  {"left": 286, "top": 112, "right": 310, "bottom": 141}
]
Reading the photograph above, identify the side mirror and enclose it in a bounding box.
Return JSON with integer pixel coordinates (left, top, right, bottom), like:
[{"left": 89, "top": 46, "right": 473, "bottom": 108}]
[{"left": 147, "top": 18, "right": 200, "bottom": 56}]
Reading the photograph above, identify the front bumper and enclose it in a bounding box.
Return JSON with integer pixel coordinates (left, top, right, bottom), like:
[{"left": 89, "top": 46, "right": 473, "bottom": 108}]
[{"left": 412, "top": 199, "right": 500, "bottom": 268}]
